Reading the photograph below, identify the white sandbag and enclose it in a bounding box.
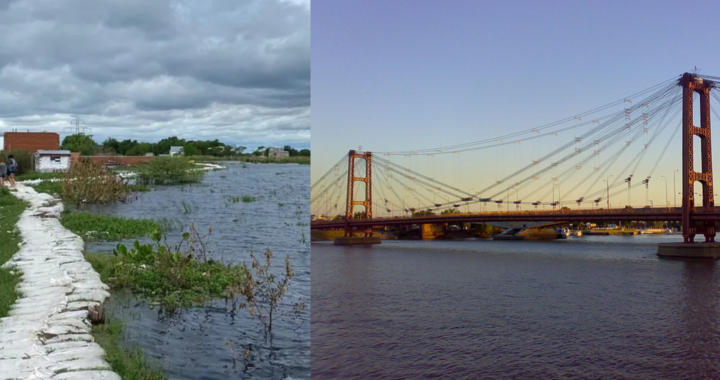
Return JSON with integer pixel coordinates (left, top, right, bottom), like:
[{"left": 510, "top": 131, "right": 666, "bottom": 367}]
[{"left": 0, "top": 185, "right": 118, "bottom": 379}]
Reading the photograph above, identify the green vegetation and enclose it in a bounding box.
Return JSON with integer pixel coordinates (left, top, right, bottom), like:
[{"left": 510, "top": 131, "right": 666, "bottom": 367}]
[
  {"left": 29, "top": 180, "right": 62, "bottom": 196},
  {"left": 91, "top": 319, "right": 167, "bottom": 380},
  {"left": 61, "top": 134, "right": 97, "bottom": 156},
  {"left": 85, "top": 227, "right": 304, "bottom": 331},
  {"left": 136, "top": 157, "right": 205, "bottom": 185},
  {"left": 0, "top": 188, "right": 25, "bottom": 318},
  {"left": 62, "top": 133, "right": 310, "bottom": 158},
  {"left": 61, "top": 212, "right": 161, "bottom": 241},
  {"left": 15, "top": 171, "right": 65, "bottom": 181},
  {"left": 87, "top": 228, "right": 247, "bottom": 311},
  {"left": 241, "top": 195, "right": 257, "bottom": 203}
]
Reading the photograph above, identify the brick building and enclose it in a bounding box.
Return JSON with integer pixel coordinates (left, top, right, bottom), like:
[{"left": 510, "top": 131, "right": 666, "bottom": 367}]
[{"left": 4, "top": 132, "right": 60, "bottom": 153}]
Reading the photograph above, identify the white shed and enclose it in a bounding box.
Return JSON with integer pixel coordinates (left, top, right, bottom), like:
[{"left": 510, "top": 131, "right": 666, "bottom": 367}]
[{"left": 34, "top": 150, "right": 72, "bottom": 172}]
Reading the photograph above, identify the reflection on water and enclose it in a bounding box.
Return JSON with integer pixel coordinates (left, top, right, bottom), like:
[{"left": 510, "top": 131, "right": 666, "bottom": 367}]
[
  {"left": 312, "top": 236, "right": 720, "bottom": 379},
  {"left": 86, "top": 163, "right": 310, "bottom": 379}
]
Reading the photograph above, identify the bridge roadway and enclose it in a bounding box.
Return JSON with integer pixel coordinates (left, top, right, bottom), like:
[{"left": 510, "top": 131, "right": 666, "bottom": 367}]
[{"left": 311, "top": 207, "right": 720, "bottom": 230}]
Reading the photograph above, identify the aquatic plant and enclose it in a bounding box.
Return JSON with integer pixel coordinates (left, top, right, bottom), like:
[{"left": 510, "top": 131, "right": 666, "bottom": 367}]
[
  {"left": 61, "top": 212, "right": 162, "bottom": 241},
  {"left": 62, "top": 159, "right": 131, "bottom": 207},
  {"left": 100, "top": 226, "right": 248, "bottom": 311},
  {"left": 241, "top": 195, "right": 257, "bottom": 203},
  {"left": 236, "top": 249, "right": 305, "bottom": 332},
  {"left": 135, "top": 157, "right": 205, "bottom": 185}
]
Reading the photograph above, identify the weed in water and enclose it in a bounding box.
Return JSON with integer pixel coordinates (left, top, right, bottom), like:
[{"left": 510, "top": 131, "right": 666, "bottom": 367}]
[
  {"left": 61, "top": 212, "right": 162, "bottom": 241},
  {"left": 136, "top": 157, "right": 205, "bottom": 186},
  {"left": 236, "top": 249, "right": 305, "bottom": 332},
  {"left": 240, "top": 195, "right": 257, "bottom": 203},
  {"left": 103, "top": 226, "right": 248, "bottom": 311}
]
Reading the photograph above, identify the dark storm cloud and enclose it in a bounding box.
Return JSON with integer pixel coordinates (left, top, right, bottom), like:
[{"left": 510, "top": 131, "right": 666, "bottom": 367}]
[{"left": 0, "top": 0, "right": 310, "bottom": 146}]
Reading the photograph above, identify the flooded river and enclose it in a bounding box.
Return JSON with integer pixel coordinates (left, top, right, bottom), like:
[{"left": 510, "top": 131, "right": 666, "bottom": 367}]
[
  {"left": 86, "top": 162, "right": 310, "bottom": 379},
  {"left": 312, "top": 235, "right": 720, "bottom": 379}
]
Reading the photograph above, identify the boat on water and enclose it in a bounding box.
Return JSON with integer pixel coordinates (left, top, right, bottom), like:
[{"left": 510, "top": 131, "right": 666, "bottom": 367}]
[
  {"left": 572, "top": 230, "right": 583, "bottom": 237},
  {"left": 556, "top": 228, "right": 569, "bottom": 239}
]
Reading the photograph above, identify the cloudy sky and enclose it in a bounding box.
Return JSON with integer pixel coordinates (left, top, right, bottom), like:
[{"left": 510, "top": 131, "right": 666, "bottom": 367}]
[{"left": 0, "top": 0, "right": 309, "bottom": 149}]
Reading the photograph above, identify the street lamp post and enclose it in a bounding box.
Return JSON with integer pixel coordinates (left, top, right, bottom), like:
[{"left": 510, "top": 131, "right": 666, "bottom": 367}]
[
  {"left": 661, "top": 175, "right": 668, "bottom": 207},
  {"left": 673, "top": 169, "right": 679, "bottom": 207},
  {"left": 605, "top": 175, "right": 613, "bottom": 209}
]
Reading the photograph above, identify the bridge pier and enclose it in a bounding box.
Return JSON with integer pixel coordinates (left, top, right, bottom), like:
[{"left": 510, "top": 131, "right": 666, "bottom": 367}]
[
  {"left": 421, "top": 224, "right": 444, "bottom": 240},
  {"left": 657, "top": 242, "right": 720, "bottom": 258},
  {"left": 334, "top": 236, "right": 381, "bottom": 245}
]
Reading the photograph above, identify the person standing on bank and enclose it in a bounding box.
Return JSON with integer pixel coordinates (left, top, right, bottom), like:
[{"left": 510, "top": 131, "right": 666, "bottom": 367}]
[
  {"left": 7, "top": 155, "right": 17, "bottom": 188},
  {"left": 0, "top": 158, "right": 7, "bottom": 188}
]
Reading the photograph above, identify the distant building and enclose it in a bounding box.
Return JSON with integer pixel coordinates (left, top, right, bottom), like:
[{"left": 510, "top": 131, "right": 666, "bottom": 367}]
[
  {"left": 5, "top": 132, "right": 60, "bottom": 153},
  {"left": 267, "top": 147, "right": 289, "bottom": 157},
  {"left": 34, "top": 150, "right": 72, "bottom": 172},
  {"left": 169, "top": 146, "right": 183, "bottom": 156}
]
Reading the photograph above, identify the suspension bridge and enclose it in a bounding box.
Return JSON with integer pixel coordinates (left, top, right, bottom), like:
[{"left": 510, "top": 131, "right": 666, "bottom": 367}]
[{"left": 311, "top": 73, "right": 720, "bottom": 256}]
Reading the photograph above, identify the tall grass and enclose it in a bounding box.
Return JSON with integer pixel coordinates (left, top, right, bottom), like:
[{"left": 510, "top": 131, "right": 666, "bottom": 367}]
[{"left": 136, "top": 157, "right": 205, "bottom": 185}]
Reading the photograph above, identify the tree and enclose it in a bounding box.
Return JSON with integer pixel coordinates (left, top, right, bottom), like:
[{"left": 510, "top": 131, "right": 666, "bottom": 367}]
[
  {"left": 182, "top": 143, "right": 201, "bottom": 156},
  {"left": 441, "top": 208, "right": 459, "bottom": 214},
  {"left": 153, "top": 136, "right": 186, "bottom": 156},
  {"left": 102, "top": 137, "right": 120, "bottom": 154},
  {"left": 253, "top": 146, "right": 266, "bottom": 156},
  {"left": 61, "top": 134, "right": 98, "bottom": 155},
  {"left": 298, "top": 149, "right": 310, "bottom": 157},
  {"left": 127, "top": 142, "right": 154, "bottom": 156},
  {"left": 283, "top": 145, "right": 299, "bottom": 156},
  {"left": 117, "top": 139, "right": 140, "bottom": 155}
]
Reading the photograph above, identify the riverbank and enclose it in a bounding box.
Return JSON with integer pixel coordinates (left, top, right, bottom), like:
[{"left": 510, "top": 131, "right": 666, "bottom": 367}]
[{"left": 0, "top": 185, "right": 119, "bottom": 378}]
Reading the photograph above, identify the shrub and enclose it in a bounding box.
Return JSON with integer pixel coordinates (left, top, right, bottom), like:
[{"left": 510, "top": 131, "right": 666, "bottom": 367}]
[
  {"left": 62, "top": 159, "right": 131, "bottom": 207},
  {"left": 135, "top": 157, "right": 204, "bottom": 185}
]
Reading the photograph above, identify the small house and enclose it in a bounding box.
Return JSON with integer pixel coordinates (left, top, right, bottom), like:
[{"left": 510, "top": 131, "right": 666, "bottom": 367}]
[
  {"left": 169, "top": 146, "right": 183, "bottom": 156},
  {"left": 268, "top": 147, "right": 289, "bottom": 157},
  {"left": 34, "top": 150, "right": 72, "bottom": 172}
]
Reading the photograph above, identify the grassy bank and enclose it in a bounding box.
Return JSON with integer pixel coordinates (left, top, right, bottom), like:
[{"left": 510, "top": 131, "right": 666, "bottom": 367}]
[
  {"left": 61, "top": 212, "right": 162, "bottom": 241},
  {"left": 92, "top": 320, "right": 167, "bottom": 380},
  {"left": 15, "top": 172, "right": 65, "bottom": 181},
  {"left": 0, "top": 188, "right": 26, "bottom": 318}
]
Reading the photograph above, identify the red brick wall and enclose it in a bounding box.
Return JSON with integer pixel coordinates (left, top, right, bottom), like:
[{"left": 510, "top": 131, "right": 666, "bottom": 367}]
[
  {"left": 4, "top": 132, "right": 60, "bottom": 153},
  {"left": 88, "top": 156, "right": 156, "bottom": 166}
]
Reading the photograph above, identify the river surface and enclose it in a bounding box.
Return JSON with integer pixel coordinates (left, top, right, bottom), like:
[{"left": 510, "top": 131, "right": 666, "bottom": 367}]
[
  {"left": 312, "top": 235, "right": 720, "bottom": 379},
  {"left": 86, "top": 162, "right": 310, "bottom": 379}
]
